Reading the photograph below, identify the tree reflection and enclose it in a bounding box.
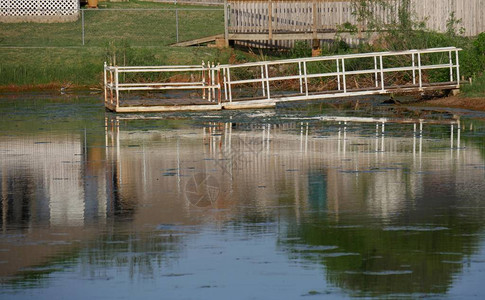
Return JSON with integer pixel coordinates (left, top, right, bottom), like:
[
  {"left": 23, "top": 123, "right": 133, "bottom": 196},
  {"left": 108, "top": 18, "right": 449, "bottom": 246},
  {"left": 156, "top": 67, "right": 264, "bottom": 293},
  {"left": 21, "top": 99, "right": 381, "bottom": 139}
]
[{"left": 279, "top": 169, "right": 484, "bottom": 296}]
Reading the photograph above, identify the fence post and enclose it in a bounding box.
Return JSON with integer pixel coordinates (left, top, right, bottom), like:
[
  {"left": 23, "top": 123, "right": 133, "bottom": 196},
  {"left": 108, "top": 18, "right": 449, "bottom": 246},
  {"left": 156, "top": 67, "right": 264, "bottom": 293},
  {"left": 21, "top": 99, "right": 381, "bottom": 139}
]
[
  {"left": 81, "top": 9, "right": 85, "bottom": 46},
  {"left": 224, "top": 0, "right": 229, "bottom": 46},
  {"left": 268, "top": 0, "right": 273, "bottom": 41},
  {"left": 175, "top": 9, "right": 179, "bottom": 43},
  {"left": 312, "top": 0, "right": 317, "bottom": 41}
]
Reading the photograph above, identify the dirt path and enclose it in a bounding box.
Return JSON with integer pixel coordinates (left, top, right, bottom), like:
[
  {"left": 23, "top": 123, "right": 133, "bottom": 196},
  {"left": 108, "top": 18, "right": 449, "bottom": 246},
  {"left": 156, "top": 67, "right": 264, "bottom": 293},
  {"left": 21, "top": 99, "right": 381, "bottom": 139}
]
[{"left": 411, "top": 96, "right": 485, "bottom": 111}]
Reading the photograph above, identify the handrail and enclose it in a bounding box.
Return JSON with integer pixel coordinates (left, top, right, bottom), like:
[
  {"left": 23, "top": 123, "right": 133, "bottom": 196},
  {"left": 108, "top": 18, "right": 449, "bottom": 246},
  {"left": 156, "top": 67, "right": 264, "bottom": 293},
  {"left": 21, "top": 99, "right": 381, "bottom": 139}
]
[
  {"left": 104, "top": 47, "right": 461, "bottom": 112},
  {"left": 219, "top": 47, "right": 461, "bottom": 103},
  {"left": 104, "top": 61, "right": 223, "bottom": 108},
  {"left": 218, "top": 47, "right": 462, "bottom": 68}
]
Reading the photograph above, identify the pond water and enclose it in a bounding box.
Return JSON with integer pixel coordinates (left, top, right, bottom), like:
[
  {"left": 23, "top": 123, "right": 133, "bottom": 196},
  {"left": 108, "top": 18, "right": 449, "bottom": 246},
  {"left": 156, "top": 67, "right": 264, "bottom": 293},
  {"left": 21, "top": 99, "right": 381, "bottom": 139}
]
[{"left": 1, "top": 93, "right": 485, "bottom": 299}]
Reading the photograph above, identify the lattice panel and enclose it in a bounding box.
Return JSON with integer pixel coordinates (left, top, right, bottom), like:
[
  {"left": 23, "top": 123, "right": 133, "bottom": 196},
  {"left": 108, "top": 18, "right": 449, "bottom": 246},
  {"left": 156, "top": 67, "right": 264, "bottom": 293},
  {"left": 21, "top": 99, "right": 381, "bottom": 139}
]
[{"left": 0, "top": 0, "right": 79, "bottom": 17}]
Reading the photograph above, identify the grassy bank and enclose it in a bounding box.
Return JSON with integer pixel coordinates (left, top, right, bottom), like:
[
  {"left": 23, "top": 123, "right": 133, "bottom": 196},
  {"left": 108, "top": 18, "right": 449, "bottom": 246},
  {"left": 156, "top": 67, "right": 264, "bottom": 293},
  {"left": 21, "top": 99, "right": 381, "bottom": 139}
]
[
  {"left": 0, "top": 46, "right": 240, "bottom": 88},
  {"left": 0, "top": 0, "right": 229, "bottom": 88},
  {"left": 0, "top": 1, "right": 223, "bottom": 47},
  {"left": 461, "top": 73, "right": 485, "bottom": 98},
  {"left": 1, "top": 0, "right": 484, "bottom": 100}
]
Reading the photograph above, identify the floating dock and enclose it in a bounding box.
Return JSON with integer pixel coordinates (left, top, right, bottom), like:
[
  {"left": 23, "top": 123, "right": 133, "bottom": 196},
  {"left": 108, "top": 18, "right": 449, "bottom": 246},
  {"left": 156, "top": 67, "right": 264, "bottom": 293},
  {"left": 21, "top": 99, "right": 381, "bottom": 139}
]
[{"left": 104, "top": 47, "right": 461, "bottom": 113}]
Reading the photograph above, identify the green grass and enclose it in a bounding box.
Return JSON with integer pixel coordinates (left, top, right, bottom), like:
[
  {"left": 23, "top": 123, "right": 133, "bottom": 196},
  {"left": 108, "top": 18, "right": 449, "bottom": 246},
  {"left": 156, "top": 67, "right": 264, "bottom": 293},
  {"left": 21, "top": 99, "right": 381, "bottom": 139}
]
[
  {"left": 0, "top": 1, "right": 223, "bottom": 47},
  {"left": 0, "top": 46, "right": 241, "bottom": 86},
  {"left": 461, "top": 73, "right": 485, "bottom": 98},
  {"left": 0, "top": 0, "right": 231, "bottom": 87}
]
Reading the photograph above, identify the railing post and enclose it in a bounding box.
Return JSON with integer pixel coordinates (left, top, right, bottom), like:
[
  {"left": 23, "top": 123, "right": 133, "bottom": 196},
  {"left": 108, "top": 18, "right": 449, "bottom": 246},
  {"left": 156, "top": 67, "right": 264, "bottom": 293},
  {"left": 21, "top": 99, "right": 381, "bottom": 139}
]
[
  {"left": 342, "top": 58, "right": 346, "bottom": 93},
  {"left": 298, "top": 62, "right": 303, "bottom": 94},
  {"left": 217, "top": 64, "right": 222, "bottom": 104},
  {"left": 109, "top": 69, "right": 113, "bottom": 105},
  {"left": 412, "top": 53, "right": 416, "bottom": 85},
  {"left": 336, "top": 58, "right": 340, "bottom": 91},
  {"left": 261, "top": 65, "right": 266, "bottom": 97},
  {"left": 417, "top": 52, "right": 422, "bottom": 89},
  {"left": 374, "top": 55, "right": 378, "bottom": 88},
  {"left": 103, "top": 62, "right": 107, "bottom": 105},
  {"left": 208, "top": 62, "right": 212, "bottom": 102},
  {"left": 303, "top": 61, "right": 309, "bottom": 96},
  {"left": 208, "top": 61, "right": 212, "bottom": 102},
  {"left": 379, "top": 55, "right": 384, "bottom": 91},
  {"left": 449, "top": 50, "right": 453, "bottom": 82},
  {"left": 223, "top": 67, "right": 228, "bottom": 102},
  {"left": 115, "top": 68, "right": 119, "bottom": 109},
  {"left": 227, "top": 68, "right": 233, "bottom": 102},
  {"left": 202, "top": 61, "right": 206, "bottom": 100},
  {"left": 212, "top": 62, "right": 216, "bottom": 101},
  {"left": 455, "top": 50, "right": 460, "bottom": 88},
  {"left": 265, "top": 63, "right": 271, "bottom": 100}
]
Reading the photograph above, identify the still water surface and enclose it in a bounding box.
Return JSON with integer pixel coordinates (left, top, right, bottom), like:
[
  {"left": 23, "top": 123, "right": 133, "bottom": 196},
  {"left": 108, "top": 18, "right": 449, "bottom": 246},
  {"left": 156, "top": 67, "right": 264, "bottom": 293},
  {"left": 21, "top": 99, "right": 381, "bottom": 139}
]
[{"left": 1, "top": 93, "right": 485, "bottom": 299}]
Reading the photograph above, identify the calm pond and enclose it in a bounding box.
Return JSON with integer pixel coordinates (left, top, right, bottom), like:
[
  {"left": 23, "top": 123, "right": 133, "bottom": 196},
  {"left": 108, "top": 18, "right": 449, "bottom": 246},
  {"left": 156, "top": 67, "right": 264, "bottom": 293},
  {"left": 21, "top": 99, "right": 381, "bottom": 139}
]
[{"left": 1, "top": 93, "right": 485, "bottom": 299}]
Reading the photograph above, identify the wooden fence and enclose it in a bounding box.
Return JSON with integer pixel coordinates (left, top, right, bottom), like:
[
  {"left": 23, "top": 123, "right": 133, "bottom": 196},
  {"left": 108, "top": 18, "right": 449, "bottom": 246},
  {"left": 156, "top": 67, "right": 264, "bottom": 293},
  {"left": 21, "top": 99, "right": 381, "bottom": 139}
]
[
  {"left": 228, "top": 0, "right": 485, "bottom": 41},
  {"left": 141, "top": 0, "right": 224, "bottom": 5}
]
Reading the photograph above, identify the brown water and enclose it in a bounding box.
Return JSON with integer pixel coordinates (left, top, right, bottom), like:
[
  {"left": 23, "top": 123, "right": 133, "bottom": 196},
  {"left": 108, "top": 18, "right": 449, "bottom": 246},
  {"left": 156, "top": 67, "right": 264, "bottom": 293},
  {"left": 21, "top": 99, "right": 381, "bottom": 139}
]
[{"left": 1, "top": 93, "right": 485, "bottom": 299}]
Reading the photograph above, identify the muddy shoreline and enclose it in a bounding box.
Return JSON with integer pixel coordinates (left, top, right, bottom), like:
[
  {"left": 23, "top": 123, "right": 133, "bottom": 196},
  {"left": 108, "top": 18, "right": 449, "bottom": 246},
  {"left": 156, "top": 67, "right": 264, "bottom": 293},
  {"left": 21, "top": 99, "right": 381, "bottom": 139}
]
[{"left": 408, "top": 95, "right": 485, "bottom": 112}]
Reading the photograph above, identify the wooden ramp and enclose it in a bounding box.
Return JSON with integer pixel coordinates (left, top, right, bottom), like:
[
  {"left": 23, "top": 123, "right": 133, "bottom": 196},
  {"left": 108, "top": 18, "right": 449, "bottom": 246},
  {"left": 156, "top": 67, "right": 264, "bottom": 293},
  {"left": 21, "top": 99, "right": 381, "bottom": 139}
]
[
  {"left": 171, "top": 34, "right": 224, "bottom": 47},
  {"left": 104, "top": 47, "right": 461, "bottom": 113}
]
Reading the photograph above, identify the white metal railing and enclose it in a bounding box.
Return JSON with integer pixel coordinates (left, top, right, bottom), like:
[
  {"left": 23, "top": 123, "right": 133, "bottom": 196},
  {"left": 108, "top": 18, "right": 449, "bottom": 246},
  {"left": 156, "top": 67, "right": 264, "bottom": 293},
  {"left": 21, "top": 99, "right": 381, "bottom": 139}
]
[
  {"left": 104, "top": 47, "right": 461, "bottom": 111},
  {"left": 104, "top": 62, "right": 222, "bottom": 109},
  {"left": 219, "top": 47, "right": 461, "bottom": 103}
]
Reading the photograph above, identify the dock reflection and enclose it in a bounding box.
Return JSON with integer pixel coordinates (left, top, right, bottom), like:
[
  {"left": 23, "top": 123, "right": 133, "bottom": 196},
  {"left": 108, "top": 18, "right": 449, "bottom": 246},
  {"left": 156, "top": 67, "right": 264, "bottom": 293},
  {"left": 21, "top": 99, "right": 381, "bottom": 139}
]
[{"left": 104, "top": 115, "right": 471, "bottom": 220}]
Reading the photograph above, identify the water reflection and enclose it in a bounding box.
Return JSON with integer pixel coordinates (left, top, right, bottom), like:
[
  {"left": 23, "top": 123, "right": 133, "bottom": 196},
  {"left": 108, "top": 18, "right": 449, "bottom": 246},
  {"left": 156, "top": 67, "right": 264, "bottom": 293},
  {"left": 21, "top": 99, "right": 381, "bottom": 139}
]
[{"left": 1, "top": 111, "right": 484, "bottom": 298}]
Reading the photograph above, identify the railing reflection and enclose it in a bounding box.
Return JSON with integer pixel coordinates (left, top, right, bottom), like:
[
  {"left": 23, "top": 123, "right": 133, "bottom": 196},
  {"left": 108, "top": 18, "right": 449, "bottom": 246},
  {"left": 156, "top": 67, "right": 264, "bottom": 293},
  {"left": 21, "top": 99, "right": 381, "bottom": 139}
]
[
  {"left": 103, "top": 114, "right": 473, "bottom": 223},
  {"left": 0, "top": 114, "right": 472, "bottom": 231}
]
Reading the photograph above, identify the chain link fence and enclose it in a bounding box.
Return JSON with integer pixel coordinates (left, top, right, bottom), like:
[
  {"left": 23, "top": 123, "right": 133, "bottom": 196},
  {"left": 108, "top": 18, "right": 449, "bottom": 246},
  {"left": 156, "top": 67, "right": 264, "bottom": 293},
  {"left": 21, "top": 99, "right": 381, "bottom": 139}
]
[{"left": 0, "top": 8, "right": 224, "bottom": 47}]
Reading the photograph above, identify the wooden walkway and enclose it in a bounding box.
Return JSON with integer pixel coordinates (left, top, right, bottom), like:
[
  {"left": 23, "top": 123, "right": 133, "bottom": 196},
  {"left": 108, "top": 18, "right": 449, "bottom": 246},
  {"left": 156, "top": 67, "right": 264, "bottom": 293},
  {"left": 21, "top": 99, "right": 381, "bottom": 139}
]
[
  {"left": 171, "top": 34, "right": 224, "bottom": 47},
  {"left": 104, "top": 47, "right": 461, "bottom": 113}
]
